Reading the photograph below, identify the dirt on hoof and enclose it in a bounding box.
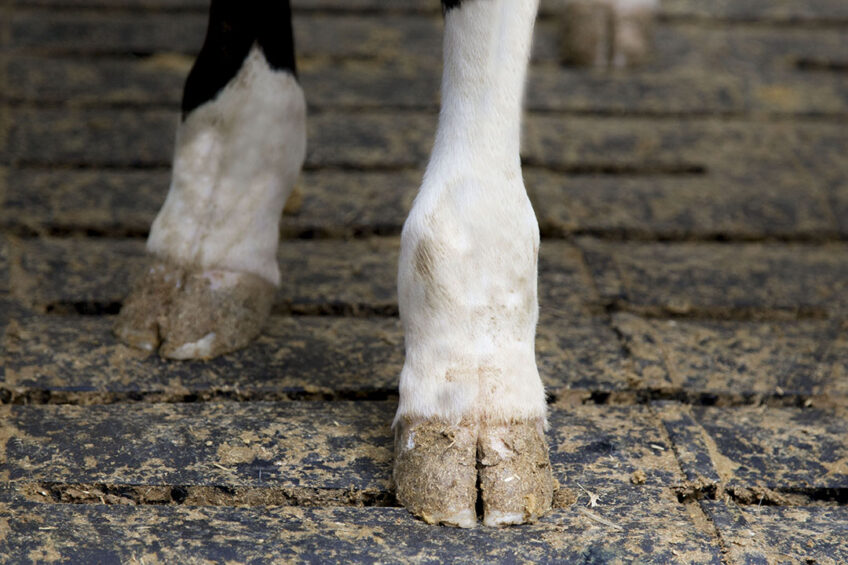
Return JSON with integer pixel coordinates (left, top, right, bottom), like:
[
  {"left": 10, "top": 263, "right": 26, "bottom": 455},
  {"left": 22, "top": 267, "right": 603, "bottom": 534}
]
[
  {"left": 477, "top": 419, "right": 554, "bottom": 527},
  {"left": 393, "top": 418, "right": 479, "bottom": 528},
  {"left": 113, "top": 261, "right": 185, "bottom": 353},
  {"left": 114, "top": 259, "right": 275, "bottom": 360},
  {"left": 393, "top": 417, "right": 554, "bottom": 528},
  {"left": 158, "top": 269, "right": 275, "bottom": 359}
]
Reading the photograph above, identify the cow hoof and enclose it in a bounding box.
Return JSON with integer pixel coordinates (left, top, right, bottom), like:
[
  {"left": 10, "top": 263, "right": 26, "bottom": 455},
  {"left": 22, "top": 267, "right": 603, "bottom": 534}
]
[
  {"left": 559, "top": 0, "right": 657, "bottom": 68},
  {"left": 394, "top": 417, "right": 553, "bottom": 527},
  {"left": 114, "top": 260, "right": 275, "bottom": 359},
  {"left": 113, "top": 262, "right": 184, "bottom": 353},
  {"left": 478, "top": 419, "right": 553, "bottom": 527},
  {"left": 394, "top": 418, "right": 479, "bottom": 528}
]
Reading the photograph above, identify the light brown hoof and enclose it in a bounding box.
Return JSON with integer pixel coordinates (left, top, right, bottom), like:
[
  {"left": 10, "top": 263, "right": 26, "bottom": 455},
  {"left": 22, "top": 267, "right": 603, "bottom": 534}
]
[
  {"left": 478, "top": 419, "right": 553, "bottom": 527},
  {"left": 114, "top": 259, "right": 275, "bottom": 360},
  {"left": 393, "top": 417, "right": 554, "bottom": 527},
  {"left": 113, "top": 261, "right": 184, "bottom": 353},
  {"left": 393, "top": 418, "right": 479, "bottom": 528}
]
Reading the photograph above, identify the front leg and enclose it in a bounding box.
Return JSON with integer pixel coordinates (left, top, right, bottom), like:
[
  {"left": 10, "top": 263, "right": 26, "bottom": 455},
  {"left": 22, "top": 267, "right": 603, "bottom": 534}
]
[{"left": 393, "top": 0, "right": 553, "bottom": 527}]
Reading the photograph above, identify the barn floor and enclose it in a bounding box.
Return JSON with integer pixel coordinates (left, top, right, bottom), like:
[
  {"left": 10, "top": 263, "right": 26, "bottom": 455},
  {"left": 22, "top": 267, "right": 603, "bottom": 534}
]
[{"left": 1, "top": 0, "right": 848, "bottom": 562}]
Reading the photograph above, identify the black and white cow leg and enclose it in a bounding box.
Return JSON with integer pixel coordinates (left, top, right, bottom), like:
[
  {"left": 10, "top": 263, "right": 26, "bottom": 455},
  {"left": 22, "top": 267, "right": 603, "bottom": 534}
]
[
  {"left": 393, "top": 0, "right": 553, "bottom": 527},
  {"left": 114, "top": 0, "right": 304, "bottom": 359}
]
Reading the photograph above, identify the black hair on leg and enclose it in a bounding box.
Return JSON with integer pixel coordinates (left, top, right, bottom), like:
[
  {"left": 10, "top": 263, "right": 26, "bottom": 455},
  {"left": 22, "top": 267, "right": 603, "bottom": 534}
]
[{"left": 181, "top": 0, "right": 297, "bottom": 118}]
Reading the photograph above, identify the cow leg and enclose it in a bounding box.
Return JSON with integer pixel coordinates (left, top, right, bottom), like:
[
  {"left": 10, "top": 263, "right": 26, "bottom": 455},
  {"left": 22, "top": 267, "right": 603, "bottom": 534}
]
[
  {"left": 114, "top": 0, "right": 305, "bottom": 359},
  {"left": 393, "top": 0, "right": 553, "bottom": 527}
]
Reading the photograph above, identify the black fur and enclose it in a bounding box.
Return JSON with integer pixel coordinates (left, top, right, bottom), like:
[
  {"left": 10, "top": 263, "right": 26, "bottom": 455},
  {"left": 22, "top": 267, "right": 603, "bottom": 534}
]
[
  {"left": 181, "top": 0, "right": 297, "bottom": 118},
  {"left": 442, "top": 0, "right": 463, "bottom": 12}
]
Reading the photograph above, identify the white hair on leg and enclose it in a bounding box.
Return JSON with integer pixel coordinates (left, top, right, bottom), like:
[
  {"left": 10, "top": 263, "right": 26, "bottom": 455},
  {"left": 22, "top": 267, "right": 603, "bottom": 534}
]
[
  {"left": 148, "top": 45, "right": 306, "bottom": 286},
  {"left": 396, "top": 0, "right": 545, "bottom": 428},
  {"left": 394, "top": 0, "right": 552, "bottom": 528},
  {"left": 116, "top": 45, "right": 305, "bottom": 359}
]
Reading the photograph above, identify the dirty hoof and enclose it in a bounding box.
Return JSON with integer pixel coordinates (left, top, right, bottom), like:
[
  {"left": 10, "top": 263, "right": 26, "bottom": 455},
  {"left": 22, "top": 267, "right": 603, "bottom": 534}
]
[
  {"left": 113, "top": 262, "right": 184, "bottom": 353},
  {"left": 114, "top": 260, "right": 275, "bottom": 359},
  {"left": 393, "top": 419, "right": 479, "bottom": 528},
  {"left": 478, "top": 420, "right": 553, "bottom": 527},
  {"left": 394, "top": 418, "right": 553, "bottom": 527},
  {"left": 158, "top": 268, "right": 275, "bottom": 359}
]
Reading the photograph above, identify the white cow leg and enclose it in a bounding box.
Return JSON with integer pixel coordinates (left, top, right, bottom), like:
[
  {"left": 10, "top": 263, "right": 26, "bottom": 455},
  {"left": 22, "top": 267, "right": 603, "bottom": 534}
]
[
  {"left": 393, "top": 0, "right": 553, "bottom": 527},
  {"left": 115, "top": 41, "right": 306, "bottom": 359}
]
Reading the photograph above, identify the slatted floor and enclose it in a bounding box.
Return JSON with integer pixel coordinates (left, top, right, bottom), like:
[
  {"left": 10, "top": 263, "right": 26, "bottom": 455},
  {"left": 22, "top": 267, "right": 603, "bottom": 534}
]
[{"left": 1, "top": 0, "right": 847, "bottom": 562}]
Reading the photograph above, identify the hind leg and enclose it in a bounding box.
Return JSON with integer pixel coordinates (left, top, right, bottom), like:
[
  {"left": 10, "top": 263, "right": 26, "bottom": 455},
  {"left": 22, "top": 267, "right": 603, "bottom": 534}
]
[{"left": 115, "top": 0, "right": 305, "bottom": 358}]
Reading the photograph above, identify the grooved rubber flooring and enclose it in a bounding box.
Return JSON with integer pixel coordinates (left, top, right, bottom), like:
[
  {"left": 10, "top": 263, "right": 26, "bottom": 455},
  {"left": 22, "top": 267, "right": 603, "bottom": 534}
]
[{"left": 1, "top": 0, "right": 846, "bottom": 563}]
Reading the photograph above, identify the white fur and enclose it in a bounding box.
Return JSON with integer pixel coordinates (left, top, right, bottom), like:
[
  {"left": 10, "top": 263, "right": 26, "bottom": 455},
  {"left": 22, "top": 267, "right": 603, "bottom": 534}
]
[
  {"left": 395, "top": 0, "right": 546, "bottom": 426},
  {"left": 147, "top": 45, "right": 306, "bottom": 286}
]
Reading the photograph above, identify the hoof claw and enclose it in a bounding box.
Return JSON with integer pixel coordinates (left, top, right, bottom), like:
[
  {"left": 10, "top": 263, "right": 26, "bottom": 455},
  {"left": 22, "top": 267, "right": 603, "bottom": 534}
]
[
  {"left": 114, "top": 260, "right": 275, "bottom": 359},
  {"left": 394, "top": 417, "right": 553, "bottom": 527}
]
